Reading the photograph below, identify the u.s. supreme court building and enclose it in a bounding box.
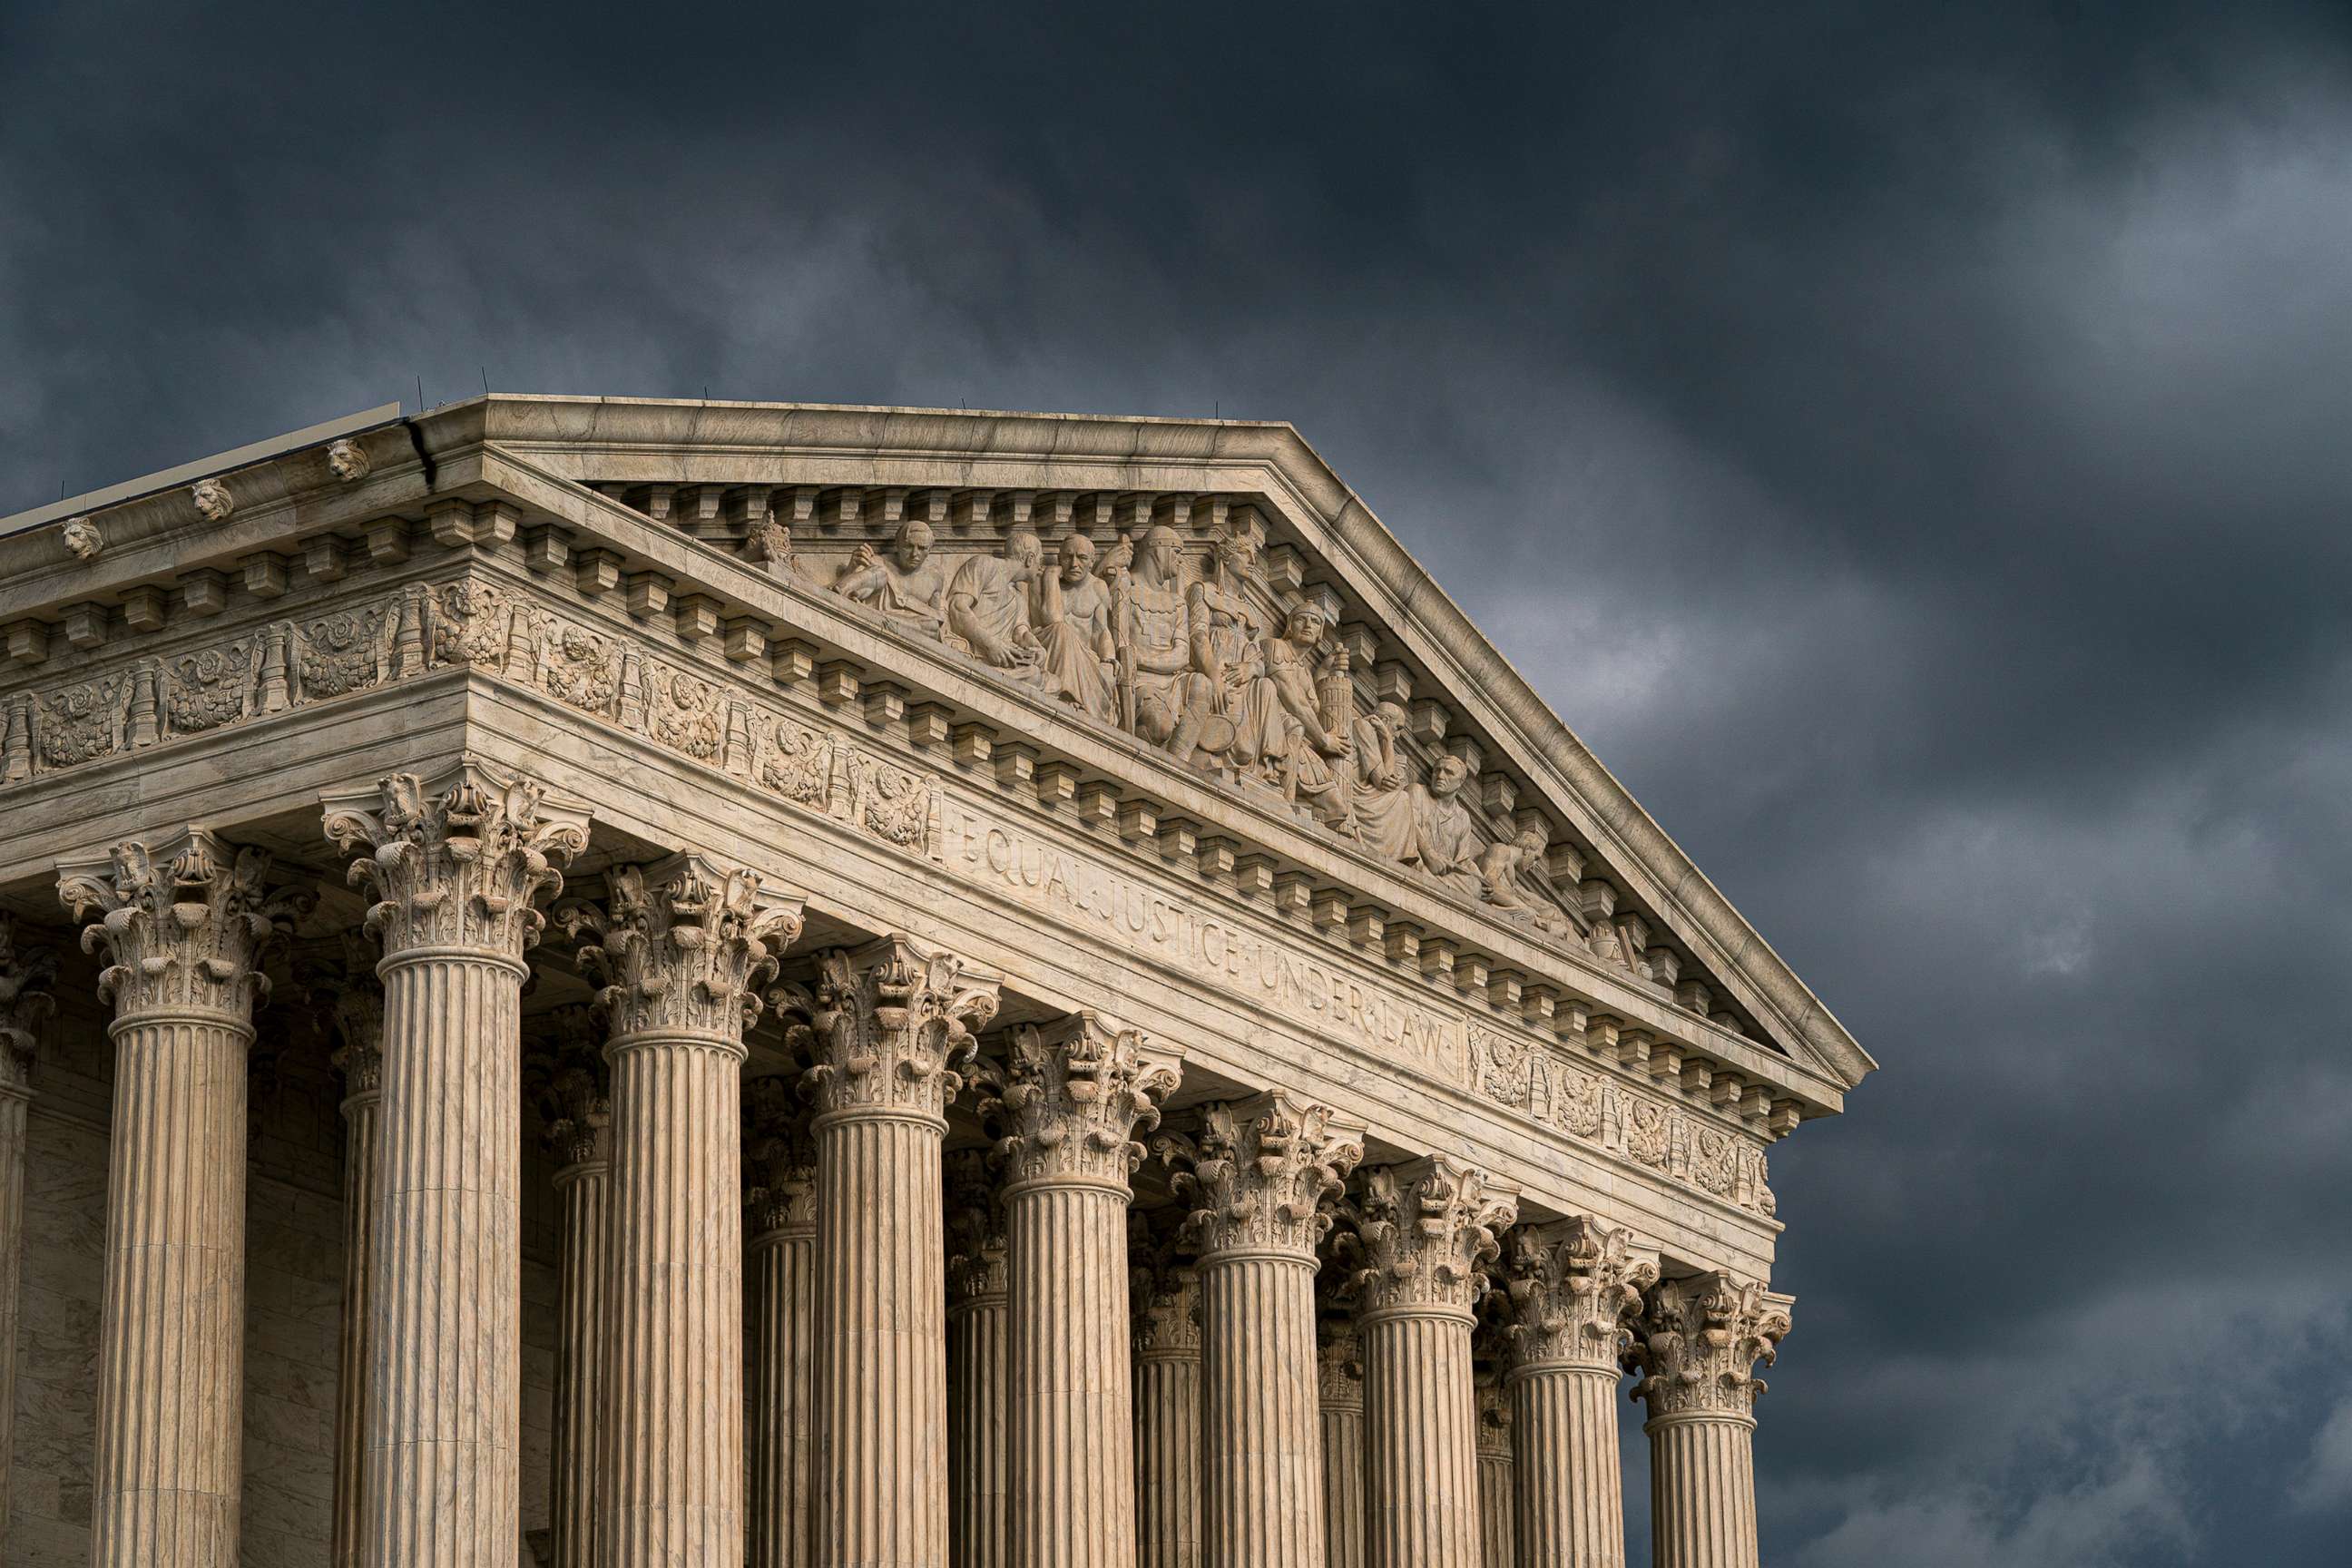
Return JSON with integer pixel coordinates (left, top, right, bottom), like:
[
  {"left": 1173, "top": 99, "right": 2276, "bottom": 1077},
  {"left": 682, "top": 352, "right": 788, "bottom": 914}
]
[{"left": 0, "top": 397, "right": 1873, "bottom": 1568}]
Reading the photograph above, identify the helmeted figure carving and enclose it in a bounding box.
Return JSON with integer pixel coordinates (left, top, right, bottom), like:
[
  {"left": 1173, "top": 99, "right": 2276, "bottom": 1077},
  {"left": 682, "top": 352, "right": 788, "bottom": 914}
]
[
  {"left": 59, "top": 828, "right": 312, "bottom": 1017},
  {"left": 1159, "top": 1091, "right": 1365, "bottom": 1259},
  {"left": 982, "top": 1013, "right": 1179, "bottom": 1190},
  {"left": 1623, "top": 1273, "right": 1793, "bottom": 1420},
  {"left": 323, "top": 764, "right": 589, "bottom": 957},
  {"left": 1341, "top": 1155, "right": 1519, "bottom": 1317},
  {"left": 1504, "top": 1217, "right": 1660, "bottom": 1370},
  {"left": 561, "top": 854, "right": 805, "bottom": 1043},
  {"left": 789, "top": 936, "right": 1001, "bottom": 1121}
]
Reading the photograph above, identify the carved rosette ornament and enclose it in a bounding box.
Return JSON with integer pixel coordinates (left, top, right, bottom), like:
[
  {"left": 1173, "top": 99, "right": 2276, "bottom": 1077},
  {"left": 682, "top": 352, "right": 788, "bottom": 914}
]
[
  {"left": 985, "top": 1013, "right": 1180, "bottom": 1194},
  {"left": 324, "top": 764, "right": 590, "bottom": 962},
  {"left": 1344, "top": 1155, "right": 1520, "bottom": 1320},
  {"left": 1158, "top": 1091, "right": 1366, "bottom": 1262},
  {"left": 59, "top": 830, "right": 311, "bottom": 1020},
  {"left": 792, "top": 936, "right": 1001, "bottom": 1123},
  {"left": 0, "top": 916, "right": 57, "bottom": 1096},
  {"left": 1625, "top": 1273, "right": 1794, "bottom": 1423},
  {"left": 1504, "top": 1218, "right": 1660, "bottom": 1372},
  {"left": 562, "top": 854, "right": 805, "bottom": 1046}
]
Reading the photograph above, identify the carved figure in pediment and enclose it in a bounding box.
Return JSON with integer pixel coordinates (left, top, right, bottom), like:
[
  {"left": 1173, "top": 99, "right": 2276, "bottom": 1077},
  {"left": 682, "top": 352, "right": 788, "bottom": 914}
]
[
  {"left": 1253, "top": 602, "right": 1351, "bottom": 820},
  {"left": 1189, "top": 527, "right": 1282, "bottom": 770},
  {"left": 1034, "top": 533, "right": 1119, "bottom": 720},
  {"left": 834, "top": 517, "right": 949, "bottom": 636},
  {"left": 1411, "top": 754, "right": 1485, "bottom": 897},
  {"left": 1478, "top": 826, "right": 1569, "bottom": 936},
  {"left": 944, "top": 524, "right": 1054, "bottom": 693},
  {"left": 1348, "top": 700, "right": 1419, "bottom": 859},
  {"left": 1121, "top": 525, "right": 1219, "bottom": 765}
]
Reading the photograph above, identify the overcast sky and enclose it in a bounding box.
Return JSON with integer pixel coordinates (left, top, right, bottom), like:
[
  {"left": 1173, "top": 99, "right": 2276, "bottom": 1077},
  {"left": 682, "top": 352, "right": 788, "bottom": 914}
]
[{"left": 7, "top": 3, "right": 2351, "bottom": 1562}]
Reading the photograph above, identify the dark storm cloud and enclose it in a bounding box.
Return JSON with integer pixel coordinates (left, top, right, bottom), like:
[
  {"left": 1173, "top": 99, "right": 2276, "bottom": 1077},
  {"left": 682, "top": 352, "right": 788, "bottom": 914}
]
[{"left": 6, "top": 3, "right": 2351, "bottom": 1561}]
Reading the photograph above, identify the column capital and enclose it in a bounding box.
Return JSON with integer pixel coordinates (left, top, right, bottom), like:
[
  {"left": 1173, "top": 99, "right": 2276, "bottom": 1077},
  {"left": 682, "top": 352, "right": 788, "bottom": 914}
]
[
  {"left": 982, "top": 1013, "right": 1180, "bottom": 1191},
  {"left": 1156, "top": 1090, "right": 1365, "bottom": 1261},
  {"left": 744, "top": 1073, "right": 817, "bottom": 1239},
  {"left": 945, "top": 1146, "right": 1010, "bottom": 1306},
  {"left": 785, "top": 935, "right": 1001, "bottom": 1123},
  {"left": 58, "top": 827, "right": 312, "bottom": 1022},
  {"left": 1131, "top": 1210, "right": 1200, "bottom": 1359},
  {"left": 1341, "top": 1155, "right": 1519, "bottom": 1319},
  {"left": 1317, "top": 1313, "right": 1364, "bottom": 1409},
  {"left": 1475, "top": 1377, "right": 1512, "bottom": 1459},
  {"left": 1503, "top": 1217, "right": 1660, "bottom": 1374},
  {"left": 1624, "top": 1273, "right": 1794, "bottom": 1422},
  {"left": 0, "top": 914, "right": 57, "bottom": 1096},
  {"left": 322, "top": 760, "right": 589, "bottom": 960},
  {"left": 301, "top": 932, "right": 386, "bottom": 1102},
  {"left": 560, "top": 852, "right": 804, "bottom": 1043}
]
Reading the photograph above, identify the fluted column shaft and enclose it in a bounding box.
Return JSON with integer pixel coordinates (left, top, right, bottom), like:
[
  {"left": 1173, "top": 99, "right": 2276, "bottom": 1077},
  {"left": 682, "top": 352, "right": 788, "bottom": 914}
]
[
  {"left": 370, "top": 949, "right": 529, "bottom": 1561},
  {"left": 1318, "top": 1353, "right": 1365, "bottom": 1568},
  {"left": 1646, "top": 1415, "right": 1757, "bottom": 1568},
  {"left": 1361, "top": 1309, "right": 1480, "bottom": 1568},
  {"left": 1475, "top": 1390, "right": 1513, "bottom": 1568},
  {"left": 815, "top": 1109, "right": 950, "bottom": 1567},
  {"left": 1133, "top": 1347, "right": 1200, "bottom": 1568},
  {"left": 750, "top": 1218, "right": 818, "bottom": 1568},
  {"left": 1198, "top": 1254, "right": 1322, "bottom": 1567},
  {"left": 1509, "top": 1367, "right": 1623, "bottom": 1568},
  {"left": 59, "top": 828, "right": 307, "bottom": 1568},
  {"left": 0, "top": 1018, "right": 40, "bottom": 1550},
  {"left": 549, "top": 1153, "right": 610, "bottom": 1568},
  {"left": 1006, "top": 1178, "right": 1136, "bottom": 1567},
  {"left": 945, "top": 1259, "right": 1002, "bottom": 1568},
  {"left": 332, "top": 1077, "right": 383, "bottom": 1568}
]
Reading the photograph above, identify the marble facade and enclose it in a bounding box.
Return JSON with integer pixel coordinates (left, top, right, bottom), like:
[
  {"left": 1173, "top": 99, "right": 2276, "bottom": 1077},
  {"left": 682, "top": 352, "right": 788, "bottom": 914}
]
[{"left": 0, "top": 397, "right": 1872, "bottom": 1567}]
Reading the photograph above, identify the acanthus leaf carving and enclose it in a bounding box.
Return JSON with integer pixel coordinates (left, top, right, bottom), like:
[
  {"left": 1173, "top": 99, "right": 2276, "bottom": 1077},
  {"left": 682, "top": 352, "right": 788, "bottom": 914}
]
[
  {"left": 1130, "top": 1208, "right": 1201, "bottom": 1357},
  {"left": 1502, "top": 1217, "right": 1659, "bottom": 1373},
  {"left": 781, "top": 936, "right": 1000, "bottom": 1122},
  {"left": 299, "top": 930, "right": 386, "bottom": 1100},
  {"left": 557, "top": 853, "right": 804, "bottom": 1043},
  {"left": 322, "top": 762, "right": 589, "bottom": 960},
  {"left": 1337, "top": 1154, "right": 1519, "bottom": 1318},
  {"left": 945, "top": 1146, "right": 1010, "bottom": 1305},
  {"left": 1623, "top": 1272, "right": 1793, "bottom": 1421},
  {"left": 0, "top": 914, "right": 59, "bottom": 1094},
  {"left": 743, "top": 1072, "right": 817, "bottom": 1236},
  {"left": 977, "top": 1012, "right": 1180, "bottom": 1190},
  {"left": 1155, "top": 1090, "right": 1365, "bottom": 1261},
  {"left": 56, "top": 828, "right": 314, "bottom": 1019}
]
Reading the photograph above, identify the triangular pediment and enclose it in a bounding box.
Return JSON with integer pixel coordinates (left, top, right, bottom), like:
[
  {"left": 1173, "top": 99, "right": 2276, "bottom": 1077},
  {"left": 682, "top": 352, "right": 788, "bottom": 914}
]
[{"left": 462, "top": 397, "right": 1871, "bottom": 1099}]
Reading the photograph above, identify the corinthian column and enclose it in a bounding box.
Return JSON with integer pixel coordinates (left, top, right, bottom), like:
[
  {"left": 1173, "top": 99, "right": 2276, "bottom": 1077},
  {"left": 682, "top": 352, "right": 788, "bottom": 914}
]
[
  {"left": 1130, "top": 1212, "right": 1201, "bottom": 1568},
  {"left": 57, "top": 829, "right": 312, "bottom": 1566},
  {"left": 795, "top": 936, "right": 1000, "bottom": 1568},
  {"left": 310, "top": 942, "right": 386, "bottom": 1568},
  {"left": 325, "top": 765, "right": 588, "bottom": 1567},
  {"left": 747, "top": 1073, "right": 820, "bottom": 1568},
  {"left": 1318, "top": 1311, "right": 1368, "bottom": 1568},
  {"left": 983, "top": 1014, "right": 1180, "bottom": 1568},
  {"left": 566, "top": 853, "right": 806, "bottom": 1563},
  {"left": 0, "top": 916, "right": 56, "bottom": 1548},
  {"left": 535, "top": 1010, "right": 612, "bottom": 1568},
  {"left": 1342, "top": 1157, "right": 1518, "bottom": 1568},
  {"left": 1161, "top": 1092, "right": 1364, "bottom": 1568},
  {"left": 1499, "top": 1220, "right": 1656, "bottom": 1568},
  {"left": 1624, "top": 1276, "right": 1792, "bottom": 1568},
  {"left": 945, "top": 1150, "right": 1010, "bottom": 1568}
]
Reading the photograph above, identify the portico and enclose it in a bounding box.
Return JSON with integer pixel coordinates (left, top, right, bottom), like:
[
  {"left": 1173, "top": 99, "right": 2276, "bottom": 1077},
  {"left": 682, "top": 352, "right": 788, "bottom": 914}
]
[{"left": 0, "top": 397, "right": 1869, "bottom": 1568}]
